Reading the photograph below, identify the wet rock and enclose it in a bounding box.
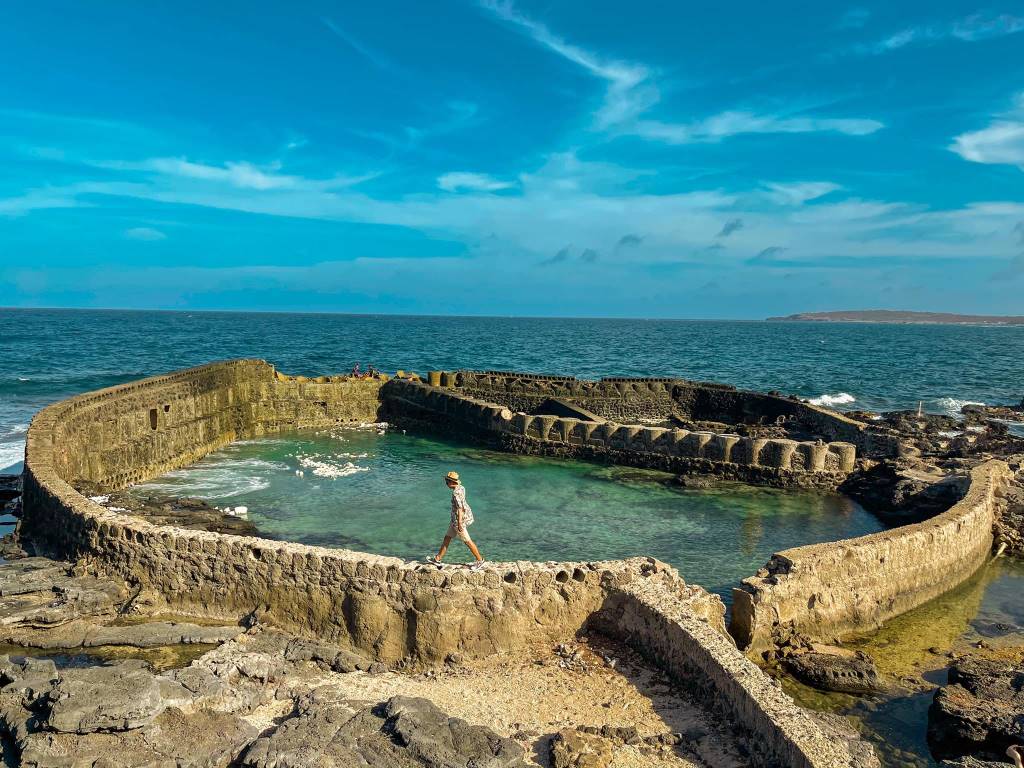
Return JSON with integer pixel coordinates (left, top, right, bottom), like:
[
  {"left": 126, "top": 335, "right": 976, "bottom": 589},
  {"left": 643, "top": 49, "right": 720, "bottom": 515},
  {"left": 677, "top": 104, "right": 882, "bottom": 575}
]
[
  {"left": 551, "top": 728, "right": 614, "bottom": 768},
  {"left": 928, "top": 654, "right": 1024, "bottom": 759},
  {"left": 45, "top": 660, "right": 176, "bottom": 733},
  {"left": 840, "top": 460, "right": 966, "bottom": 521},
  {"left": 783, "top": 650, "right": 883, "bottom": 694},
  {"left": 0, "top": 475, "right": 20, "bottom": 504},
  {"left": 102, "top": 491, "right": 260, "bottom": 536}
]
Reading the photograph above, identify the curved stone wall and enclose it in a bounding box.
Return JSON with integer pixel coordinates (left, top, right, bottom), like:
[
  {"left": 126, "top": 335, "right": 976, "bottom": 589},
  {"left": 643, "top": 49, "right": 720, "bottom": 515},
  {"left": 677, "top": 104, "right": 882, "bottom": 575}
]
[
  {"left": 730, "top": 459, "right": 1013, "bottom": 653},
  {"left": 452, "top": 370, "right": 903, "bottom": 458},
  {"left": 383, "top": 378, "right": 856, "bottom": 488},
  {"left": 21, "top": 358, "right": 876, "bottom": 768}
]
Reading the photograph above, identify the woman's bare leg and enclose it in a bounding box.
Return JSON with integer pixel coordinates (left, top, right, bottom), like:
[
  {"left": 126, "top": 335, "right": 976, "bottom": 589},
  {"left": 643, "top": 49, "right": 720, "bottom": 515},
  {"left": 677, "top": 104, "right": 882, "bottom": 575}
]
[
  {"left": 465, "top": 539, "right": 483, "bottom": 561},
  {"left": 436, "top": 535, "right": 453, "bottom": 560}
]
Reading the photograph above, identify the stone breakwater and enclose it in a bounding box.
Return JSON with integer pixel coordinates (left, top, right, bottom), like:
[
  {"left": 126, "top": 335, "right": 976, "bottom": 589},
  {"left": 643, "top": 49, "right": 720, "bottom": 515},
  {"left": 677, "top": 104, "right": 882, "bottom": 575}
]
[
  {"left": 731, "top": 460, "right": 1015, "bottom": 654},
  {"left": 21, "top": 359, "right": 878, "bottom": 768},
  {"left": 383, "top": 377, "right": 858, "bottom": 490}
]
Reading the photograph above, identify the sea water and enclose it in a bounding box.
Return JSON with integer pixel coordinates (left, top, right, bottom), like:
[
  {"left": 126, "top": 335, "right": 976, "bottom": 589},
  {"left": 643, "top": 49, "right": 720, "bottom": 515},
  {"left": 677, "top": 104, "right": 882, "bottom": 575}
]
[
  {"left": 130, "top": 426, "right": 882, "bottom": 599},
  {"left": 4, "top": 308, "right": 1024, "bottom": 473}
]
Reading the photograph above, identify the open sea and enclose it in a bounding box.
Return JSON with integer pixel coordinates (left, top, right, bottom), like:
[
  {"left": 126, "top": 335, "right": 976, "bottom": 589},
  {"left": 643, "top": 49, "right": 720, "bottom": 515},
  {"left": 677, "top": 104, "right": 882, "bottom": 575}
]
[{"left": 3, "top": 307, "right": 1023, "bottom": 474}]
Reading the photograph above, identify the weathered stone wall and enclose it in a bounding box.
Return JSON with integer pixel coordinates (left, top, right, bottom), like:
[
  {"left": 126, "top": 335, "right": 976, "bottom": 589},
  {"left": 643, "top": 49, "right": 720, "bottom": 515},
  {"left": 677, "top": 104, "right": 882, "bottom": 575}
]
[
  {"left": 42, "top": 359, "right": 383, "bottom": 493},
  {"left": 383, "top": 378, "right": 856, "bottom": 489},
  {"left": 21, "top": 359, "right": 879, "bottom": 767},
  {"left": 21, "top": 361, "right": 717, "bottom": 667},
  {"left": 451, "top": 370, "right": 902, "bottom": 458},
  {"left": 730, "top": 460, "right": 1013, "bottom": 653},
  {"left": 598, "top": 580, "right": 872, "bottom": 768}
]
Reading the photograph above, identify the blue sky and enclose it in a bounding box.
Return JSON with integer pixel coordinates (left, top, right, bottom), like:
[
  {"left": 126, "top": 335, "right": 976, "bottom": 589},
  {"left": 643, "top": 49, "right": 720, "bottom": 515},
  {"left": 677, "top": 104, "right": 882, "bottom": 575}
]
[{"left": 1, "top": 1, "right": 1023, "bottom": 318}]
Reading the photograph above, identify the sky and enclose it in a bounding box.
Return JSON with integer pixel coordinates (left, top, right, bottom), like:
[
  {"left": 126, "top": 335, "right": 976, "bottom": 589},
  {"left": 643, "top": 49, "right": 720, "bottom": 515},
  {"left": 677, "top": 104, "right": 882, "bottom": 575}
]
[{"left": 1, "top": 1, "right": 1023, "bottom": 318}]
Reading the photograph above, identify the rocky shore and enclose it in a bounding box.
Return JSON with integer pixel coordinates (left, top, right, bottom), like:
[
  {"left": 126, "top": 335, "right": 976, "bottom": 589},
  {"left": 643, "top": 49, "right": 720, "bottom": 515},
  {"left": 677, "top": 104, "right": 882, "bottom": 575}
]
[{"left": 0, "top": 549, "right": 757, "bottom": 767}]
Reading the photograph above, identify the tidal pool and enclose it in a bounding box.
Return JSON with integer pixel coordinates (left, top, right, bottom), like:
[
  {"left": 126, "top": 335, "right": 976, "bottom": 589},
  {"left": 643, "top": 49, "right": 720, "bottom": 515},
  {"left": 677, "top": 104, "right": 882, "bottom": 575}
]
[{"left": 131, "top": 426, "right": 883, "bottom": 600}]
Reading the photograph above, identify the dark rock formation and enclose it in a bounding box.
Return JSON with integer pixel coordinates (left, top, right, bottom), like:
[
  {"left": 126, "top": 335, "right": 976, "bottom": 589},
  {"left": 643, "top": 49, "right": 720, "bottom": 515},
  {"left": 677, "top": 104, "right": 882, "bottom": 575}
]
[
  {"left": 840, "top": 460, "right": 967, "bottom": 521},
  {"left": 782, "top": 651, "right": 883, "bottom": 695},
  {"left": 103, "top": 492, "right": 259, "bottom": 535},
  {"left": 241, "top": 694, "right": 531, "bottom": 768},
  {"left": 928, "top": 655, "right": 1024, "bottom": 760}
]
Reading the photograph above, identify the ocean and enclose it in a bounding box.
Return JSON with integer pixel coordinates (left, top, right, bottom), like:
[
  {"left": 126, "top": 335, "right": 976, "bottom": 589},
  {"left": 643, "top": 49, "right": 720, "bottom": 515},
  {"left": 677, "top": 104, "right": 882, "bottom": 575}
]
[{"left": 3, "top": 307, "right": 1023, "bottom": 473}]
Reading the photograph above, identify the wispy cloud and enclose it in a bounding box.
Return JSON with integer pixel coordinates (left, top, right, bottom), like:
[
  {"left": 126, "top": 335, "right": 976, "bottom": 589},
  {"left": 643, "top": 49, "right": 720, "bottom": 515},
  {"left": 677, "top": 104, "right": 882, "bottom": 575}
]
[
  {"left": 322, "top": 17, "right": 394, "bottom": 70},
  {"left": 580, "top": 248, "right": 600, "bottom": 263},
  {"left": 99, "top": 157, "right": 377, "bottom": 191},
  {"left": 616, "top": 233, "right": 644, "bottom": 248},
  {"left": 479, "top": 0, "right": 655, "bottom": 128},
  {"left": 123, "top": 226, "right": 166, "bottom": 241},
  {"left": 634, "top": 113, "right": 882, "bottom": 144},
  {"left": 479, "top": 0, "right": 883, "bottom": 143},
  {"left": 762, "top": 181, "right": 842, "bottom": 205},
  {"left": 540, "top": 245, "right": 572, "bottom": 266},
  {"left": 437, "top": 172, "right": 514, "bottom": 193},
  {"left": 862, "top": 11, "right": 1024, "bottom": 54},
  {"left": 0, "top": 187, "right": 84, "bottom": 217},
  {"left": 748, "top": 246, "right": 788, "bottom": 264},
  {"left": 950, "top": 93, "right": 1024, "bottom": 170},
  {"left": 716, "top": 218, "right": 743, "bottom": 238}
]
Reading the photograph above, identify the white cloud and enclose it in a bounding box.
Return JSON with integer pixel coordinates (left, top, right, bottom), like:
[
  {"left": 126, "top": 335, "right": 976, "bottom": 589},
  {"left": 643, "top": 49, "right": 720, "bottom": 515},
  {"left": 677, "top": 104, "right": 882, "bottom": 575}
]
[
  {"left": 762, "top": 181, "right": 842, "bottom": 205},
  {"left": 437, "top": 172, "right": 514, "bottom": 193},
  {"left": 950, "top": 93, "right": 1024, "bottom": 170},
  {"left": 0, "top": 187, "right": 84, "bottom": 217},
  {"left": 634, "top": 113, "right": 883, "bottom": 144},
  {"left": 864, "top": 12, "right": 1024, "bottom": 53},
  {"left": 98, "top": 157, "right": 377, "bottom": 191},
  {"left": 123, "top": 226, "right": 166, "bottom": 241},
  {"left": 480, "top": 0, "right": 882, "bottom": 144}
]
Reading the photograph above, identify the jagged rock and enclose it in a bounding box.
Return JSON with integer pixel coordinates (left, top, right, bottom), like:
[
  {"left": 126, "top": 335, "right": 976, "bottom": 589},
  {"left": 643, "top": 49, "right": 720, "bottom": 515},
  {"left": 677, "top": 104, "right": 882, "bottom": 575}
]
[
  {"left": 783, "top": 650, "right": 883, "bottom": 694},
  {"left": 242, "top": 694, "right": 531, "bottom": 768},
  {"left": 45, "top": 660, "right": 177, "bottom": 733},
  {"left": 283, "top": 636, "right": 373, "bottom": 672},
  {"left": 550, "top": 728, "right": 614, "bottom": 768},
  {"left": 0, "top": 558, "right": 126, "bottom": 629},
  {"left": 928, "top": 655, "right": 1024, "bottom": 759},
  {"left": 19, "top": 707, "right": 258, "bottom": 768},
  {"left": 0, "top": 656, "right": 58, "bottom": 708}
]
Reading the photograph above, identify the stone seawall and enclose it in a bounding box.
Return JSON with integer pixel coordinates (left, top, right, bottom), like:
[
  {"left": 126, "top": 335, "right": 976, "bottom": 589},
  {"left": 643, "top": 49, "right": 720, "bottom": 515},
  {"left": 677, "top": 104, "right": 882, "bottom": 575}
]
[
  {"left": 383, "top": 378, "right": 856, "bottom": 488},
  {"left": 21, "top": 359, "right": 878, "bottom": 767},
  {"left": 730, "top": 460, "right": 1013, "bottom": 653},
  {"left": 452, "top": 370, "right": 902, "bottom": 458}
]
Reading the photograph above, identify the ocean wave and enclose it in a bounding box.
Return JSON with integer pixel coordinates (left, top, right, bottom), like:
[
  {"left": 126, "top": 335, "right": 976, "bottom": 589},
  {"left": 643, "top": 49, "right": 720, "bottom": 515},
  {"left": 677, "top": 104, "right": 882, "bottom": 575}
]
[
  {"left": 140, "top": 469, "right": 271, "bottom": 498},
  {"left": 0, "top": 441, "right": 25, "bottom": 472},
  {"left": 935, "top": 397, "right": 985, "bottom": 416},
  {"left": 297, "top": 454, "right": 369, "bottom": 479},
  {"left": 0, "top": 424, "right": 28, "bottom": 440},
  {"left": 808, "top": 392, "right": 856, "bottom": 407}
]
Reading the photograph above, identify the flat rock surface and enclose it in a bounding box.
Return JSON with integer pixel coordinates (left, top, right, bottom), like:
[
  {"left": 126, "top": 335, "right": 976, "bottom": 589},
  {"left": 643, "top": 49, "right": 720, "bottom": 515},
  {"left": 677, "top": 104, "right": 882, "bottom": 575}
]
[{"left": 928, "top": 654, "right": 1024, "bottom": 759}]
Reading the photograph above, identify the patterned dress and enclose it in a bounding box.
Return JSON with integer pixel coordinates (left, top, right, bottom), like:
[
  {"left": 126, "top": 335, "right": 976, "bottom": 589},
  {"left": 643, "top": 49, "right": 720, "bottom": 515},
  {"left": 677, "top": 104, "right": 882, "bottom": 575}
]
[{"left": 450, "top": 484, "right": 474, "bottom": 528}]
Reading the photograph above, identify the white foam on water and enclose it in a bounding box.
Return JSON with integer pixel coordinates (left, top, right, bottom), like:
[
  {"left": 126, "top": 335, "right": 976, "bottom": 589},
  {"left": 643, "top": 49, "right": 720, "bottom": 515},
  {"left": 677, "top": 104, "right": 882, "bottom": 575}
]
[
  {"left": 88, "top": 495, "right": 110, "bottom": 504},
  {"left": 297, "top": 454, "right": 369, "bottom": 479},
  {"left": 16, "top": 377, "right": 30, "bottom": 382},
  {"left": 0, "top": 441, "right": 25, "bottom": 472},
  {"left": 935, "top": 397, "right": 985, "bottom": 416},
  {"left": 808, "top": 392, "right": 856, "bottom": 407},
  {"left": 142, "top": 470, "right": 271, "bottom": 499},
  {"left": 938, "top": 430, "right": 962, "bottom": 438},
  {"left": 0, "top": 424, "right": 28, "bottom": 440}
]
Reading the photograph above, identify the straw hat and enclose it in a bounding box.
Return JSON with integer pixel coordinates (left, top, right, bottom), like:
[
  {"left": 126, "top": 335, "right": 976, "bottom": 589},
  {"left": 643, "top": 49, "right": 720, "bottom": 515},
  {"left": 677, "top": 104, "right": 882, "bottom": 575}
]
[{"left": 444, "top": 471, "right": 460, "bottom": 484}]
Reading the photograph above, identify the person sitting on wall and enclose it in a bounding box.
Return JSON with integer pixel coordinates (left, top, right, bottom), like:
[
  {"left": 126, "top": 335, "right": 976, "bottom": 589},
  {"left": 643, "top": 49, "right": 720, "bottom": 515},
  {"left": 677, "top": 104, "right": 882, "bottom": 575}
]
[
  {"left": 426, "top": 471, "right": 486, "bottom": 570},
  {"left": 367, "top": 364, "right": 378, "bottom": 378},
  {"left": 350, "top": 362, "right": 361, "bottom": 378}
]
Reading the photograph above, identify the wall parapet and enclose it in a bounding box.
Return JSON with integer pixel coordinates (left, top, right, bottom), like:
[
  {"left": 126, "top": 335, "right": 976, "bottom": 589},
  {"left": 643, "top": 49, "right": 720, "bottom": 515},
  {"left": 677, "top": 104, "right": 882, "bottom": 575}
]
[
  {"left": 383, "top": 378, "right": 856, "bottom": 485},
  {"left": 730, "top": 459, "right": 1013, "bottom": 653}
]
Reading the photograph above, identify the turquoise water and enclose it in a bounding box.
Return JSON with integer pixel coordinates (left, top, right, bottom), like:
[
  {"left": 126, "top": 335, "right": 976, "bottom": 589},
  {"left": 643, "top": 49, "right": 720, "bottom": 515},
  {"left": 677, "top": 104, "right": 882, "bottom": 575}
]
[
  {"left": 3, "top": 308, "right": 1024, "bottom": 473},
  {"left": 130, "top": 427, "right": 882, "bottom": 599}
]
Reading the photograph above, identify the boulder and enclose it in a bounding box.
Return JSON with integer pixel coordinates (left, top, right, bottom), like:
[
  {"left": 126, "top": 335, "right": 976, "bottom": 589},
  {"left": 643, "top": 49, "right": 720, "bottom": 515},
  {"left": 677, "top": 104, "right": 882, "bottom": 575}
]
[
  {"left": 783, "top": 650, "right": 883, "bottom": 694},
  {"left": 45, "top": 660, "right": 176, "bottom": 733},
  {"left": 550, "top": 728, "right": 614, "bottom": 768},
  {"left": 928, "top": 655, "right": 1024, "bottom": 759}
]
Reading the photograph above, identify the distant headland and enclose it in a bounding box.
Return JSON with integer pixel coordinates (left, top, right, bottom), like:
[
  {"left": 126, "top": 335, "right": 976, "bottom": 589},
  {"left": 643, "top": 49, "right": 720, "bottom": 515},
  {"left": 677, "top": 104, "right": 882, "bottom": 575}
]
[{"left": 767, "top": 310, "right": 1024, "bottom": 326}]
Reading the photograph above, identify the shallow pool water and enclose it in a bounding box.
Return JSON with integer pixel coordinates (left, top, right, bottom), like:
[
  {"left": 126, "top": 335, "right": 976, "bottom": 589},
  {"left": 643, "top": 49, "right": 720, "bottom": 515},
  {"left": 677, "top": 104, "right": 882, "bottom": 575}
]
[{"left": 131, "top": 426, "right": 883, "bottom": 599}]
